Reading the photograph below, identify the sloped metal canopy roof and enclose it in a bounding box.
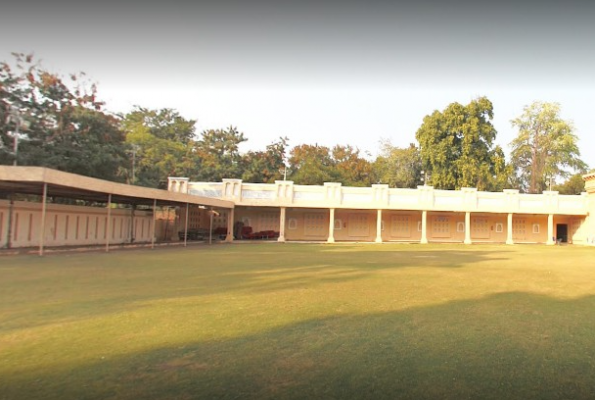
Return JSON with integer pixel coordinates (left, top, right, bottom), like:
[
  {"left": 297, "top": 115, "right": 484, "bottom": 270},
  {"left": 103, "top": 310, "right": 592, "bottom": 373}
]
[{"left": 0, "top": 166, "right": 234, "bottom": 208}]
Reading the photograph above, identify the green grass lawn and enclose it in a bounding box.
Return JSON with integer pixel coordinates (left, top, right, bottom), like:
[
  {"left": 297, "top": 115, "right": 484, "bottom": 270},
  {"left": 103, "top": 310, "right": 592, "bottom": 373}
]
[{"left": 1, "top": 243, "right": 595, "bottom": 400}]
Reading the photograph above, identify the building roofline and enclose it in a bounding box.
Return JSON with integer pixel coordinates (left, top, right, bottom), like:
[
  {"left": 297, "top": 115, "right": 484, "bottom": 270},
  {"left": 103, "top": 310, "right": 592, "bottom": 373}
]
[{"left": 0, "top": 166, "right": 234, "bottom": 208}]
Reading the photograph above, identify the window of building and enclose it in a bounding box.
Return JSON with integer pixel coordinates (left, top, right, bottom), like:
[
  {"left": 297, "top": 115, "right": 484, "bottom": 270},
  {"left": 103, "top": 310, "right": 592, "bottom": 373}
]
[
  {"left": 513, "top": 219, "right": 526, "bottom": 239},
  {"left": 532, "top": 223, "right": 540, "bottom": 234},
  {"left": 471, "top": 217, "right": 489, "bottom": 239},
  {"left": 456, "top": 222, "right": 465, "bottom": 233},
  {"left": 391, "top": 215, "right": 410, "bottom": 237},
  {"left": 259, "top": 213, "right": 279, "bottom": 231},
  {"left": 432, "top": 216, "right": 451, "bottom": 237},
  {"left": 288, "top": 218, "right": 298, "bottom": 230},
  {"left": 348, "top": 214, "right": 369, "bottom": 236},
  {"left": 334, "top": 219, "right": 342, "bottom": 230},
  {"left": 304, "top": 214, "right": 325, "bottom": 236}
]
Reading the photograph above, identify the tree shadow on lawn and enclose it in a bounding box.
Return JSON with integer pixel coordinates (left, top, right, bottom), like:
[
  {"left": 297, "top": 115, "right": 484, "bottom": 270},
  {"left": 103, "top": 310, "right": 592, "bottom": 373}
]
[
  {"left": 0, "top": 247, "right": 510, "bottom": 333},
  {"left": 4, "top": 291, "right": 595, "bottom": 400}
]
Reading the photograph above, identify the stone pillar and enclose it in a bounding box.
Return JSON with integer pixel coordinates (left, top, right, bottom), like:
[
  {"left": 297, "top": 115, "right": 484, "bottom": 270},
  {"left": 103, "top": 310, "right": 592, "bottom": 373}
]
[
  {"left": 547, "top": 214, "right": 555, "bottom": 245},
  {"left": 328, "top": 208, "right": 335, "bottom": 243},
  {"left": 226, "top": 208, "right": 234, "bottom": 242},
  {"left": 421, "top": 210, "right": 428, "bottom": 244},
  {"left": 506, "top": 213, "right": 514, "bottom": 245},
  {"left": 375, "top": 209, "right": 383, "bottom": 243},
  {"left": 464, "top": 212, "right": 472, "bottom": 244},
  {"left": 278, "top": 207, "right": 286, "bottom": 242}
]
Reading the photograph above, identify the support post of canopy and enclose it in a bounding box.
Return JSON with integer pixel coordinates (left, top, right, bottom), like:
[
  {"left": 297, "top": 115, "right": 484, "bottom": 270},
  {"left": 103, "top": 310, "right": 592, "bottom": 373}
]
[
  {"left": 151, "top": 199, "right": 157, "bottom": 249},
  {"left": 105, "top": 194, "right": 112, "bottom": 252},
  {"left": 39, "top": 183, "right": 48, "bottom": 256},
  {"left": 184, "top": 203, "right": 189, "bottom": 247}
]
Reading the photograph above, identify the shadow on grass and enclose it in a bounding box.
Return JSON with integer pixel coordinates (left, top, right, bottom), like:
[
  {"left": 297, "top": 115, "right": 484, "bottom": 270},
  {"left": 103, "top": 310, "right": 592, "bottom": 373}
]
[
  {"left": 0, "top": 246, "right": 510, "bottom": 333},
  {"left": 4, "top": 291, "right": 595, "bottom": 400}
]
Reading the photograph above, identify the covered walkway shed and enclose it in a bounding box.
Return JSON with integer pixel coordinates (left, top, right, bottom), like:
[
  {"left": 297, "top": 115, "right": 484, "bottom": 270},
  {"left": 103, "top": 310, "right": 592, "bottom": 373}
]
[{"left": 0, "top": 166, "right": 234, "bottom": 255}]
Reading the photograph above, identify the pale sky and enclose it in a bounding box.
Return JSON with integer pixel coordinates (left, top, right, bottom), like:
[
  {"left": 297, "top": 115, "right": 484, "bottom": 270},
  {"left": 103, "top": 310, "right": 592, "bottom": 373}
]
[{"left": 2, "top": 0, "right": 594, "bottom": 173}]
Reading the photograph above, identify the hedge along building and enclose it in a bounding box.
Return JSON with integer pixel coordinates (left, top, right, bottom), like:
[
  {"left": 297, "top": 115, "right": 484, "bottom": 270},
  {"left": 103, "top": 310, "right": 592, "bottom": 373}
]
[{"left": 169, "top": 173, "right": 595, "bottom": 246}]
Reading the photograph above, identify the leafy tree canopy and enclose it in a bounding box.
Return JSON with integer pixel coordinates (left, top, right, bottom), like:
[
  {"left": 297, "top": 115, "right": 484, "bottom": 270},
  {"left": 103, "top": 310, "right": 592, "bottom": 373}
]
[
  {"left": 373, "top": 140, "right": 422, "bottom": 188},
  {"left": 510, "top": 101, "right": 587, "bottom": 193},
  {"left": 331, "top": 145, "right": 373, "bottom": 187},
  {"left": 242, "top": 137, "right": 289, "bottom": 183},
  {"left": 288, "top": 143, "right": 372, "bottom": 186},
  {"left": 288, "top": 144, "right": 336, "bottom": 185},
  {"left": 553, "top": 173, "right": 587, "bottom": 195},
  {"left": 415, "top": 96, "right": 510, "bottom": 191},
  {"left": 0, "top": 53, "right": 127, "bottom": 181},
  {"left": 194, "top": 126, "right": 247, "bottom": 182},
  {"left": 122, "top": 107, "right": 198, "bottom": 187}
]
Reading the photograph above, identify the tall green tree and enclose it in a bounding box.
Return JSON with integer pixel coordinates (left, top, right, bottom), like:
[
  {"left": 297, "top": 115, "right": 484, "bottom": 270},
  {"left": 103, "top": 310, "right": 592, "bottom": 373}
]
[
  {"left": 34, "top": 107, "right": 128, "bottom": 181},
  {"left": 122, "top": 107, "right": 198, "bottom": 187},
  {"left": 553, "top": 173, "right": 587, "bottom": 195},
  {"left": 415, "top": 97, "right": 509, "bottom": 191},
  {"left": 242, "top": 137, "right": 288, "bottom": 183},
  {"left": 510, "top": 101, "right": 587, "bottom": 193},
  {"left": 373, "top": 141, "right": 422, "bottom": 188},
  {"left": 287, "top": 143, "right": 372, "bottom": 186},
  {"left": 0, "top": 53, "right": 128, "bottom": 181},
  {"left": 331, "top": 145, "right": 373, "bottom": 187},
  {"left": 194, "top": 126, "right": 247, "bottom": 181},
  {"left": 288, "top": 144, "right": 336, "bottom": 185}
]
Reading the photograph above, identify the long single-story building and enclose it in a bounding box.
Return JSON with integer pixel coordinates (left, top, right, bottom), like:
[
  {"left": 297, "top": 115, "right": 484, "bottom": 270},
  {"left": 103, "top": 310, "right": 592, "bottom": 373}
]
[
  {"left": 168, "top": 173, "right": 595, "bottom": 246},
  {"left": 1, "top": 167, "right": 594, "bottom": 253}
]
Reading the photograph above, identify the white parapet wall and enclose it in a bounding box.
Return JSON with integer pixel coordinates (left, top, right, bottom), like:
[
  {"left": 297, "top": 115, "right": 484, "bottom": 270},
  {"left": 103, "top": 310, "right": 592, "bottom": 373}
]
[{"left": 181, "top": 180, "right": 590, "bottom": 216}]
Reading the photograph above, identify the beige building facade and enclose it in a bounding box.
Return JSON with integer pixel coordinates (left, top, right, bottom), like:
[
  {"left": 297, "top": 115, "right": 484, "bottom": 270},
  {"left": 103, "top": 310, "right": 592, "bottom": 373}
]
[
  {"left": 169, "top": 173, "right": 595, "bottom": 246},
  {"left": 1, "top": 167, "right": 593, "bottom": 250}
]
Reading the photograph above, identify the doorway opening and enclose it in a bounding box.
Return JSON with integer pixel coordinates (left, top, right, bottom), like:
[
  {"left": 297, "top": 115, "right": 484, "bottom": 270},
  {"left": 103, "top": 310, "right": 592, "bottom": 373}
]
[{"left": 556, "top": 224, "right": 568, "bottom": 243}]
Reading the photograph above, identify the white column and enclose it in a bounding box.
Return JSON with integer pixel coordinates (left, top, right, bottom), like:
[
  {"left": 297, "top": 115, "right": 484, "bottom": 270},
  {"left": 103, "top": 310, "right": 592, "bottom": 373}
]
[
  {"left": 375, "top": 209, "right": 383, "bottom": 243},
  {"left": 464, "top": 212, "right": 472, "bottom": 244},
  {"left": 547, "top": 214, "right": 555, "bottom": 245},
  {"left": 278, "top": 207, "right": 286, "bottom": 242},
  {"left": 506, "top": 213, "right": 514, "bottom": 245},
  {"left": 327, "top": 208, "right": 335, "bottom": 243},
  {"left": 105, "top": 194, "right": 112, "bottom": 252},
  {"left": 420, "top": 211, "right": 428, "bottom": 244},
  {"left": 39, "top": 183, "right": 48, "bottom": 256},
  {"left": 226, "top": 208, "right": 235, "bottom": 242}
]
